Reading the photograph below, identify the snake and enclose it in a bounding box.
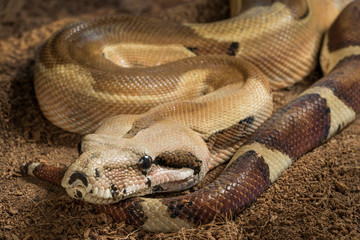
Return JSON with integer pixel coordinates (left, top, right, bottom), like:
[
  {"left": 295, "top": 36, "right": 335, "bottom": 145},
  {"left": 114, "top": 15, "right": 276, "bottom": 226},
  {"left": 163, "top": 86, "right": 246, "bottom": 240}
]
[{"left": 21, "top": 0, "right": 360, "bottom": 232}]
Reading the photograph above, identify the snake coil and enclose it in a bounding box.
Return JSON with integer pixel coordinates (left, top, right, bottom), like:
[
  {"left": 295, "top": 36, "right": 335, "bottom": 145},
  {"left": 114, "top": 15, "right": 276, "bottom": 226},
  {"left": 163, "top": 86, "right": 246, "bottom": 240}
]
[{"left": 22, "top": 0, "right": 360, "bottom": 232}]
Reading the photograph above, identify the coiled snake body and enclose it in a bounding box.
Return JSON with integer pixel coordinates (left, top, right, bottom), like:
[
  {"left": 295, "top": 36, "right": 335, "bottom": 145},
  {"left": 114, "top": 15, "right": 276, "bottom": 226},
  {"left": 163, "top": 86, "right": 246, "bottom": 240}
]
[{"left": 22, "top": 0, "right": 360, "bottom": 232}]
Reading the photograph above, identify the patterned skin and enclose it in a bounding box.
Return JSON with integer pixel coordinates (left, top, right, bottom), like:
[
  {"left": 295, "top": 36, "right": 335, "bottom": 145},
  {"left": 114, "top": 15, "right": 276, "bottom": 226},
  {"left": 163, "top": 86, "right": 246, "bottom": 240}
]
[{"left": 22, "top": 0, "right": 359, "bottom": 232}]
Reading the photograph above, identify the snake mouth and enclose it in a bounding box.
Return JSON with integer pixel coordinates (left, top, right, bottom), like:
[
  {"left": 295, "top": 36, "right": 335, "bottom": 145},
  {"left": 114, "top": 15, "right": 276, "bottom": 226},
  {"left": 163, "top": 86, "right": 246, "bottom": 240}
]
[
  {"left": 62, "top": 170, "right": 119, "bottom": 204},
  {"left": 62, "top": 166, "right": 198, "bottom": 204},
  {"left": 62, "top": 168, "right": 144, "bottom": 204}
]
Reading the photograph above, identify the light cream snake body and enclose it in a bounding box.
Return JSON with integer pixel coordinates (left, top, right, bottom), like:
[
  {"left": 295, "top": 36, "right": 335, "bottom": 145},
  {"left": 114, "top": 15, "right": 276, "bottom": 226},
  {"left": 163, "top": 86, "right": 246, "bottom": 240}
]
[{"left": 22, "top": 0, "right": 360, "bottom": 232}]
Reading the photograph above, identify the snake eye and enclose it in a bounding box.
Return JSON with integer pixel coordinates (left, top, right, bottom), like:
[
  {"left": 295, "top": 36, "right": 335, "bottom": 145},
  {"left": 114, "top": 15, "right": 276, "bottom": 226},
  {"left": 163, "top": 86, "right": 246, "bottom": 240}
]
[{"left": 137, "top": 155, "right": 152, "bottom": 174}]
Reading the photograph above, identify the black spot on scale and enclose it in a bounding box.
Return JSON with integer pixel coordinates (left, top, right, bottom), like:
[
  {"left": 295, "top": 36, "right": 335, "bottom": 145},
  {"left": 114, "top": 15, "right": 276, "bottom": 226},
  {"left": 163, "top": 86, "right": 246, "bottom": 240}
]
[
  {"left": 193, "top": 166, "right": 200, "bottom": 175},
  {"left": 177, "top": 204, "right": 184, "bottom": 210},
  {"left": 325, "top": 107, "right": 331, "bottom": 114},
  {"left": 146, "top": 178, "right": 151, "bottom": 187},
  {"left": 337, "top": 124, "right": 342, "bottom": 132},
  {"left": 246, "top": 150, "right": 257, "bottom": 155},
  {"left": 189, "top": 188, "right": 196, "bottom": 193},
  {"left": 239, "top": 116, "right": 254, "bottom": 125},
  {"left": 166, "top": 201, "right": 188, "bottom": 219},
  {"left": 170, "top": 212, "right": 180, "bottom": 218},
  {"left": 227, "top": 42, "right": 239, "bottom": 56},
  {"left": 94, "top": 168, "right": 100, "bottom": 178},
  {"left": 186, "top": 46, "right": 199, "bottom": 55},
  {"left": 152, "top": 185, "right": 164, "bottom": 193},
  {"left": 111, "top": 184, "right": 119, "bottom": 198}
]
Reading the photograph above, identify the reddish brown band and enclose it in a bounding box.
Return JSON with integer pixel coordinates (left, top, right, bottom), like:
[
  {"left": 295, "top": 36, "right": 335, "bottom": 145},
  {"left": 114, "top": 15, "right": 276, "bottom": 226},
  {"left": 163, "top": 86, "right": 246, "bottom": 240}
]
[
  {"left": 327, "top": 2, "right": 360, "bottom": 52},
  {"left": 315, "top": 55, "right": 360, "bottom": 114},
  {"left": 21, "top": 162, "right": 66, "bottom": 187},
  {"left": 252, "top": 93, "right": 331, "bottom": 160},
  {"left": 98, "top": 198, "right": 148, "bottom": 227}
]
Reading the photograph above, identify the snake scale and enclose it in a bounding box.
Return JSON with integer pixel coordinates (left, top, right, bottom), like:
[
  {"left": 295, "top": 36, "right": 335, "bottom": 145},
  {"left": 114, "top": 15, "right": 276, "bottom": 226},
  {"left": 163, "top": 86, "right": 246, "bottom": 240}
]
[{"left": 21, "top": 0, "right": 360, "bottom": 232}]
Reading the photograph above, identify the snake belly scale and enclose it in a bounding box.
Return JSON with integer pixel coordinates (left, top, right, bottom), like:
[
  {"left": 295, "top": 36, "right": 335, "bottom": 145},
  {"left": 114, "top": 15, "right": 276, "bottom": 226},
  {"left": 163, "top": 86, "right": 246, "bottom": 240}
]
[{"left": 22, "top": 0, "right": 360, "bottom": 232}]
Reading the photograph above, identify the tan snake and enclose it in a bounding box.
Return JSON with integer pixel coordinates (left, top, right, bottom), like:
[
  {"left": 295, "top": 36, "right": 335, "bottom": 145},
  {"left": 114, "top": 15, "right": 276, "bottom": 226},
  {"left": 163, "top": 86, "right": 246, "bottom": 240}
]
[{"left": 22, "top": 0, "right": 360, "bottom": 232}]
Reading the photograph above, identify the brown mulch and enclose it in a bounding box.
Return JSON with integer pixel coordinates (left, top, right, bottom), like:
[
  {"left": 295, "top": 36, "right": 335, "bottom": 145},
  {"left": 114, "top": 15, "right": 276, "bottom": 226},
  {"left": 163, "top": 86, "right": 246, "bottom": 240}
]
[{"left": 0, "top": 0, "right": 359, "bottom": 239}]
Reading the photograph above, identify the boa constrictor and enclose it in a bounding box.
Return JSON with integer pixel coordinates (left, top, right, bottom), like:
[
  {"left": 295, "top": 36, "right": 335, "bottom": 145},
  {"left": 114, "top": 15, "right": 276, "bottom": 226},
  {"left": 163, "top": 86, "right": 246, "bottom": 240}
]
[{"left": 22, "top": 0, "right": 360, "bottom": 232}]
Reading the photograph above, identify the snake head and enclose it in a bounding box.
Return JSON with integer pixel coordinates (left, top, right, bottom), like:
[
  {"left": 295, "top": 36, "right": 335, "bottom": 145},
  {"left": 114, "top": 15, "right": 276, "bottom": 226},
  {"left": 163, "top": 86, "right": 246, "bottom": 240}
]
[{"left": 61, "top": 119, "right": 210, "bottom": 204}]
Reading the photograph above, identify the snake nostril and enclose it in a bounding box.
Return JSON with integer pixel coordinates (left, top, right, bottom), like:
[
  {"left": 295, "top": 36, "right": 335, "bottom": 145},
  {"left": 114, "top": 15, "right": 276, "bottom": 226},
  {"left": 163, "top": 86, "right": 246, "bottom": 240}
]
[{"left": 68, "top": 171, "right": 88, "bottom": 187}]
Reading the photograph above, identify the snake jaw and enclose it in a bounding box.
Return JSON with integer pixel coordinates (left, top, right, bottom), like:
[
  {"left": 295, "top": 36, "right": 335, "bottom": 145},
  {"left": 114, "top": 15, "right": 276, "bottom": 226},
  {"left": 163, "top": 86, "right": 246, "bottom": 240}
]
[
  {"left": 60, "top": 149, "right": 204, "bottom": 204},
  {"left": 61, "top": 169, "right": 125, "bottom": 204},
  {"left": 61, "top": 161, "right": 201, "bottom": 204},
  {"left": 61, "top": 147, "right": 205, "bottom": 204}
]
